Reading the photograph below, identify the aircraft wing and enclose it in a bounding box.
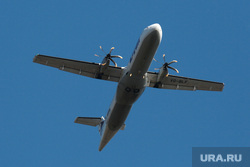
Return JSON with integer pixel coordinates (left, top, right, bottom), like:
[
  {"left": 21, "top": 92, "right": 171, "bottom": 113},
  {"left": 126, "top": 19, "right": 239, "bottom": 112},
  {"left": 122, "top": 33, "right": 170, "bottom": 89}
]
[
  {"left": 146, "top": 72, "right": 224, "bottom": 91},
  {"left": 33, "top": 54, "right": 124, "bottom": 82}
]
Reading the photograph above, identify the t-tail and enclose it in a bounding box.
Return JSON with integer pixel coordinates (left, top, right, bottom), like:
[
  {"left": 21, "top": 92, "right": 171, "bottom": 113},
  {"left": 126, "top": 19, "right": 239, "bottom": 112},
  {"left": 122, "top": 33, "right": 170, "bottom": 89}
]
[
  {"left": 74, "top": 116, "right": 105, "bottom": 135},
  {"left": 74, "top": 116, "right": 125, "bottom": 151}
]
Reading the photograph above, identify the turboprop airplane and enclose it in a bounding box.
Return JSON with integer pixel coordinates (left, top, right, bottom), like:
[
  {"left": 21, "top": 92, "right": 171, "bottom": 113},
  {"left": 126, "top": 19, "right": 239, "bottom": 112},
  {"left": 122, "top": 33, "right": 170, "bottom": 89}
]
[{"left": 33, "top": 23, "right": 224, "bottom": 151}]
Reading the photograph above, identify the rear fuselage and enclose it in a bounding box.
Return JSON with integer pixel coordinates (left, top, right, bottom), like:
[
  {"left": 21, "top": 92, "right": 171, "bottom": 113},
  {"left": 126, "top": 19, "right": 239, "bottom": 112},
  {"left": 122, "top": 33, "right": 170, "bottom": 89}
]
[{"left": 99, "top": 24, "right": 162, "bottom": 151}]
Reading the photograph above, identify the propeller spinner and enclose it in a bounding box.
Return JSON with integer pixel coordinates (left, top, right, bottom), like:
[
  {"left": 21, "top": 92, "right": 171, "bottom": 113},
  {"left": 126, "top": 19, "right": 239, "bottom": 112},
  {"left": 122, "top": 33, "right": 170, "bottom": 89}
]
[
  {"left": 95, "top": 46, "right": 123, "bottom": 67},
  {"left": 153, "top": 54, "right": 179, "bottom": 76}
]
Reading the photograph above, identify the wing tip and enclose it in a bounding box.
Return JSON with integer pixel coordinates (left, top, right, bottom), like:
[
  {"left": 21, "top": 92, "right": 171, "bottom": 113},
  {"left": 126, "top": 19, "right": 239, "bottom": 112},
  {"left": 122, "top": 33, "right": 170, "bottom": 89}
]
[
  {"left": 74, "top": 117, "right": 79, "bottom": 123},
  {"left": 33, "top": 54, "right": 43, "bottom": 63},
  {"left": 220, "top": 82, "right": 225, "bottom": 91},
  {"left": 33, "top": 55, "right": 38, "bottom": 63}
]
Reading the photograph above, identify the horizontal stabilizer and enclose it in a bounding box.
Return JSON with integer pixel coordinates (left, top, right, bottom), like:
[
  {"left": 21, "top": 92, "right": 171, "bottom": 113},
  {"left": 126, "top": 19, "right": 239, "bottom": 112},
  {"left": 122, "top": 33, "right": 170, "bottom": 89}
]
[{"left": 74, "top": 117, "right": 102, "bottom": 127}]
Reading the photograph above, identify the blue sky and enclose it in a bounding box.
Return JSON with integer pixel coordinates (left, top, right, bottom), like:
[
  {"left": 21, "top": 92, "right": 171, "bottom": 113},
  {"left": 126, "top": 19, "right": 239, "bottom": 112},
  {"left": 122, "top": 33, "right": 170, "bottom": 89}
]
[{"left": 1, "top": 0, "right": 249, "bottom": 166}]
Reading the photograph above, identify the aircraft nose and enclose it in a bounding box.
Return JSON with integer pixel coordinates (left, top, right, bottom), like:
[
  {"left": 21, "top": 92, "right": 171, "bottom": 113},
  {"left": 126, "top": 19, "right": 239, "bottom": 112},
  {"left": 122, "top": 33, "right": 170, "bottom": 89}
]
[
  {"left": 143, "top": 23, "right": 162, "bottom": 42},
  {"left": 147, "top": 23, "right": 162, "bottom": 31},
  {"left": 146, "top": 23, "right": 162, "bottom": 32}
]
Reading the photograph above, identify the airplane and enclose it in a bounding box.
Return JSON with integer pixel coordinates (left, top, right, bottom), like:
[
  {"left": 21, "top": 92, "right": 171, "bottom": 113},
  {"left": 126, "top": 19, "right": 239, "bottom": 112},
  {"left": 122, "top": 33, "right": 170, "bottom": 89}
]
[{"left": 33, "top": 23, "right": 224, "bottom": 151}]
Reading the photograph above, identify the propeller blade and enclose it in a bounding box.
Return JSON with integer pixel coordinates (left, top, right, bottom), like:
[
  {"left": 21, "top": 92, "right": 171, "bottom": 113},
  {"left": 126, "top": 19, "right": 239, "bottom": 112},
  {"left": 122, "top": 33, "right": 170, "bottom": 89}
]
[
  {"left": 168, "top": 60, "right": 177, "bottom": 65},
  {"left": 109, "top": 47, "right": 115, "bottom": 54},
  {"left": 154, "top": 54, "right": 179, "bottom": 74},
  {"left": 153, "top": 58, "right": 163, "bottom": 65},
  {"left": 168, "top": 66, "right": 179, "bottom": 73},
  {"left": 111, "top": 55, "right": 123, "bottom": 59},
  {"left": 163, "top": 54, "right": 166, "bottom": 63},
  {"left": 95, "top": 54, "right": 101, "bottom": 57},
  {"left": 100, "top": 46, "right": 107, "bottom": 54},
  {"left": 110, "top": 58, "right": 117, "bottom": 67}
]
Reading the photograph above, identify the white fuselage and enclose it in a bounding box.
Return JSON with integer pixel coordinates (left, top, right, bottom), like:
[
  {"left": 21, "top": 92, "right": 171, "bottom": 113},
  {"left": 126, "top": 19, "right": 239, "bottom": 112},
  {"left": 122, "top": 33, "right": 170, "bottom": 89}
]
[{"left": 99, "top": 24, "right": 162, "bottom": 151}]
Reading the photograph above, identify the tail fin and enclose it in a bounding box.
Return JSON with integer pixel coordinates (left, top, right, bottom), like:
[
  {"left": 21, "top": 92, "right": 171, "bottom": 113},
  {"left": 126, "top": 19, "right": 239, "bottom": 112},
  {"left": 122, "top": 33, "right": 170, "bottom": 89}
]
[{"left": 74, "top": 117, "right": 103, "bottom": 127}]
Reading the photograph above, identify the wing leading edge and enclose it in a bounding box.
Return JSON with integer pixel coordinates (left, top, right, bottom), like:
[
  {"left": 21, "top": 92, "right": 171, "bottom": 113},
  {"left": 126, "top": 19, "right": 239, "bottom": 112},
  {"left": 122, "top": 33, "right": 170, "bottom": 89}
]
[
  {"left": 33, "top": 54, "right": 124, "bottom": 82},
  {"left": 147, "top": 72, "right": 224, "bottom": 91},
  {"left": 33, "top": 55, "right": 224, "bottom": 91}
]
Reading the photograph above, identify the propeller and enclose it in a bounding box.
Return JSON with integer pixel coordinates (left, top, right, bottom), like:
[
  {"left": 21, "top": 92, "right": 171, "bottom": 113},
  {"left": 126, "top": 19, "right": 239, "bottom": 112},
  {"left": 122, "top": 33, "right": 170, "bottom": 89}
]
[
  {"left": 95, "top": 46, "right": 123, "bottom": 67},
  {"left": 153, "top": 54, "right": 179, "bottom": 74}
]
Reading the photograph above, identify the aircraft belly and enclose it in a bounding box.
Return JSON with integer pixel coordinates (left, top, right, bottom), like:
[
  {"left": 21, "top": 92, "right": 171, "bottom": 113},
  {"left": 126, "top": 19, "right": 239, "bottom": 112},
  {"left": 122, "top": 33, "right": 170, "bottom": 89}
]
[
  {"left": 116, "top": 74, "right": 146, "bottom": 104},
  {"left": 130, "top": 30, "right": 161, "bottom": 75},
  {"left": 107, "top": 103, "right": 132, "bottom": 131},
  {"left": 98, "top": 102, "right": 132, "bottom": 151}
]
